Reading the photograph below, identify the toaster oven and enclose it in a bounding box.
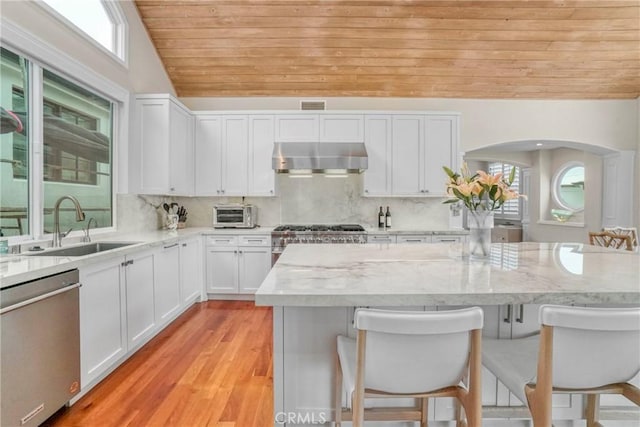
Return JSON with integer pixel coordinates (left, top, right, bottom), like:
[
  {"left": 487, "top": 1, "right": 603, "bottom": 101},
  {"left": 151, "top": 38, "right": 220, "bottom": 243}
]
[{"left": 213, "top": 205, "right": 258, "bottom": 228}]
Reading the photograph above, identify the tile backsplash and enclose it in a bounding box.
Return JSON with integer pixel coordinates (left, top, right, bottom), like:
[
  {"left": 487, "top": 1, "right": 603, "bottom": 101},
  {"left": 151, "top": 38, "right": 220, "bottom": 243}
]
[{"left": 118, "top": 175, "right": 453, "bottom": 230}]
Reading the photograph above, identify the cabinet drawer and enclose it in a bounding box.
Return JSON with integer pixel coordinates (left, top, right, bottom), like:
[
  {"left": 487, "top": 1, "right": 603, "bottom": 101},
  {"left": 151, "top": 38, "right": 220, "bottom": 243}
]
[
  {"left": 432, "top": 235, "right": 465, "bottom": 244},
  {"left": 206, "top": 235, "right": 238, "bottom": 246},
  {"left": 397, "top": 235, "right": 430, "bottom": 244},
  {"left": 367, "top": 234, "right": 397, "bottom": 244},
  {"left": 238, "top": 235, "right": 270, "bottom": 247}
]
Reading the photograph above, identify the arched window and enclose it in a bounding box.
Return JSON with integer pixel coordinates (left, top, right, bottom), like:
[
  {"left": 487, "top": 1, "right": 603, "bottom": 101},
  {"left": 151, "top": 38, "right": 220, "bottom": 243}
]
[
  {"left": 40, "top": 0, "right": 127, "bottom": 62},
  {"left": 552, "top": 162, "right": 585, "bottom": 212}
]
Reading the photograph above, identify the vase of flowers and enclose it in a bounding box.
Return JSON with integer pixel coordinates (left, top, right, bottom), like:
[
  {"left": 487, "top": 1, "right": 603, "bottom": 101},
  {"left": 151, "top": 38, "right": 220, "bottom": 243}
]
[{"left": 443, "top": 163, "right": 524, "bottom": 258}]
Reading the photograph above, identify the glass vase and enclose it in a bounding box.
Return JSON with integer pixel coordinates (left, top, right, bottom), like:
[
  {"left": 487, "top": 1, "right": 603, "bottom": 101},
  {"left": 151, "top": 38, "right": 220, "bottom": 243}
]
[{"left": 467, "top": 209, "right": 494, "bottom": 259}]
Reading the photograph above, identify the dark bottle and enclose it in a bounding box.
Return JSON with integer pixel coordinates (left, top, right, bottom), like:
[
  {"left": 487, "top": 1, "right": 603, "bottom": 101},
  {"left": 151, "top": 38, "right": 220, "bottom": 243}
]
[
  {"left": 378, "top": 206, "right": 385, "bottom": 228},
  {"left": 385, "top": 206, "right": 391, "bottom": 228}
]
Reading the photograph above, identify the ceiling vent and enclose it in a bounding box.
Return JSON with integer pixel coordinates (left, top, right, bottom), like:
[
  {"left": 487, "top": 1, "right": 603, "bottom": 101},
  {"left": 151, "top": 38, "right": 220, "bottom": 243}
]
[{"left": 300, "top": 100, "right": 326, "bottom": 111}]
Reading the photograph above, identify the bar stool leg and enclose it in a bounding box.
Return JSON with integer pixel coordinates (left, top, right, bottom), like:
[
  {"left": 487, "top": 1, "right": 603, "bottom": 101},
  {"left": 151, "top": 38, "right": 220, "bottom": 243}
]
[
  {"left": 420, "top": 397, "right": 428, "bottom": 427},
  {"left": 585, "top": 394, "right": 602, "bottom": 427},
  {"left": 334, "top": 355, "right": 343, "bottom": 427}
]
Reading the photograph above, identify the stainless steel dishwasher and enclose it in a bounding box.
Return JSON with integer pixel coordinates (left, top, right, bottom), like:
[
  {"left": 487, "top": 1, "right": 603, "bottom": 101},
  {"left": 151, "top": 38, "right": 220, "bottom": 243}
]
[{"left": 1, "top": 269, "right": 81, "bottom": 427}]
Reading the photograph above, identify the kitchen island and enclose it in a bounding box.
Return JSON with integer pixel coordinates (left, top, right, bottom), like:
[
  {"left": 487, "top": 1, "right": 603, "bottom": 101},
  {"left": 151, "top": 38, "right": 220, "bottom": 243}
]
[{"left": 255, "top": 242, "right": 640, "bottom": 426}]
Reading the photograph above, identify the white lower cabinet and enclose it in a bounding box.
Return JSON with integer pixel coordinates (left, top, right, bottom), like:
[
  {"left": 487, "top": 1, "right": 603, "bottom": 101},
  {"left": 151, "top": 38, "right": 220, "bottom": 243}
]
[
  {"left": 78, "top": 235, "right": 203, "bottom": 398},
  {"left": 154, "top": 242, "right": 181, "bottom": 325},
  {"left": 397, "top": 234, "right": 430, "bottom": 243},
  {"left": 124, "top": 249, "right": 156, "bottom": 350},
  {"left": 205, "top": 234, "right": 271, "bottom": 295},
  {"left": 368, "top": 233, "right": 467, "bottom": 244},
  {"left": 79, "top": 258, "right": 127, "bottom": 388},
  {"left": 180, "top": 237, "right": 204, "bottom": 304}
]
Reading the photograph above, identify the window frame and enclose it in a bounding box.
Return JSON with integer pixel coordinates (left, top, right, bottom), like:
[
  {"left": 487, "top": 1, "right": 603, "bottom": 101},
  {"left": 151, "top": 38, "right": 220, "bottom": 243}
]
[
  {"left": 552, "top": 161, "right": 585, "bottom": 213},
  {"left": 1, "top": 19, "right": 129, "bottom": 245},
  {"left": 34, "top": 0, "right": 128, "bottom": 66}
]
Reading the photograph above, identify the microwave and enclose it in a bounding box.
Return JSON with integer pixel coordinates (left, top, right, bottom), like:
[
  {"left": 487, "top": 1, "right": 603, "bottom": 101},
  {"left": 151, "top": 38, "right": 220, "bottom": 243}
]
[{"left": 213, "top": 205, "right": 258, "bottom": 228}]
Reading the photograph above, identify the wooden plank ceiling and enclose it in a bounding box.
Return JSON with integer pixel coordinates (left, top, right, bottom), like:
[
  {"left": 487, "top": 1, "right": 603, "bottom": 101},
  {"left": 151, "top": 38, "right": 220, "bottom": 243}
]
[{"left": 135, "top": 0, "right": 640, "bottom": 99}]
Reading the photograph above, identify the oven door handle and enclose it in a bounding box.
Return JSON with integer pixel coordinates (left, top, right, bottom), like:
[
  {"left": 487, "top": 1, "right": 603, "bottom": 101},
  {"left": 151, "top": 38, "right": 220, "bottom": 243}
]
[{"left": 0, "top": 282, "right": 82, "bottom": 315}]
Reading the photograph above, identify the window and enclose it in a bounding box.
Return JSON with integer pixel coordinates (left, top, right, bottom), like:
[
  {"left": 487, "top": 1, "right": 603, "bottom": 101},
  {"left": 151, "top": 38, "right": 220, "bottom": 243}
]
[
  {"left": 552, "top": 162, "right": 584, "bottom": 212},
  {"left": 1, "top": 48, "right": 29, "bottom": 237},
  {"left": 0, "top": 46, "right": 115, "bottom": 239},
  {"left": 39, "top": 0, "right": 127, "bottom": 61},
  {"left": 488, "top": 162, "right": 521, "bottom": 219},
  {"left": 42, "top": 69, "right": 113, "bottom": 233}
]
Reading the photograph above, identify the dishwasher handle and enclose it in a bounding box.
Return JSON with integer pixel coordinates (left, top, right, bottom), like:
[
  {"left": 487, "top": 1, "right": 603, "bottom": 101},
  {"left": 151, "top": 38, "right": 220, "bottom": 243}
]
[{"left": 0, "top": 282, "right": 81, "bottom": 315}]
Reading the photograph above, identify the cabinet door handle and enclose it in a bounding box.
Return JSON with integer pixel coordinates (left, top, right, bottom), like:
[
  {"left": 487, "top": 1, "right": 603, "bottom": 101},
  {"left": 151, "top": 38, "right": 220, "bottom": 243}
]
[
  {"left": 438, "top": 239, "right": 456, "bottom": 242},
  {"left": 234, "top": 250, "right": 238, "bottom": 254},
  {"left": 246, "top": 239, "right": 263, "bottom": 243},
  {"left": 404, "top": 239, "right": 422, "bottom": 242},
  {"left": 516, "top": 304, "right": 524, "bottom": 323},
  {"left": 170, "top": 187, "right": 175, "bottom": 191},
  {"left": 503, "top": 305, "right": 512, "bottom": 323},
  {"left": 182, "top": 243, "right": 187, "bottom": 247},
  {"left": 164, "top": 243, "right": 179, "bottom": 249}
]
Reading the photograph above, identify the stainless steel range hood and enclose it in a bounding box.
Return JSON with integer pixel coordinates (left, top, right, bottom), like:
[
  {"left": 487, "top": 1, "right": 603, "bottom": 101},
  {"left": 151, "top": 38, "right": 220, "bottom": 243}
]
[{"left": 272, "top": 142, "right": 368, "bottom": 174}]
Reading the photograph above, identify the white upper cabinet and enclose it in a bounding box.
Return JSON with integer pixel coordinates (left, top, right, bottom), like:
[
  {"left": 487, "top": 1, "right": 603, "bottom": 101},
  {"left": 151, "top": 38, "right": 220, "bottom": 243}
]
[
  {"left": 392, "top": 115, "right": 424, "bottom": 195},
  {"left": 194, "top": 114, "right": 275, "bottom": 197},
  {"left": 275, "top": 113, "right": 364, "bottom": 143},
  {"left": 132, "top": 94, "right": 194, "bottom": 196},
  {"left": 194, "top": 115, "right": 222, "bottom": 196},
  {"left": 319, "top": 114, "right": 364, "bottom": 142},
  {"left": 423, "top": 115, "right": 457, "bottom": 196},
  {"left": 365, "top": 113, "right": 459, "bottom": 197},
  {"left": 275, "top": 114, "right": 319, "bottom": 142},
  {"left": 221, "top": 116, "right": 249, "bottom": 196},
  {"left": 248, "top": 115, "right": 276, "bottom": 196},
  {"left": 363, "top": 115, "right": 392, "bottom": 195}
]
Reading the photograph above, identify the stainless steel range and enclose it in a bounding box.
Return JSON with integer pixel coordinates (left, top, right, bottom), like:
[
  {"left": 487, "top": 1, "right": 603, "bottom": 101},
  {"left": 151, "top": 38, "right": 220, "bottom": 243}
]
[{"left": 271, "top": 224, "right": 367, "bottom": 265}]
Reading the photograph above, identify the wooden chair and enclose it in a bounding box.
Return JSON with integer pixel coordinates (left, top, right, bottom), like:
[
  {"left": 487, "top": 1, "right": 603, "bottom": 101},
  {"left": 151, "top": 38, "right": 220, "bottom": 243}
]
[
  {"left": 335, "top": 307, "right": 483, "bottom": 427},
  {"left": 588, "top": 231, "right": 633, "bottom": 251},
  {"left": 603, "top": 226, "right": 638, "bottom": 248},
  {"left": 483, "top": 305, "right": 640, "bottom": 427}
]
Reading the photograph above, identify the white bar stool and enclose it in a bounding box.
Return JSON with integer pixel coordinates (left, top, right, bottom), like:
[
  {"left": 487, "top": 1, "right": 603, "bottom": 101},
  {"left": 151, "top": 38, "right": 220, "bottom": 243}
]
[
  {"left": 483, "top": 305, "right": 640, "bottom": 427},
  {"left": 335, "top": 307, "right": 484, "bottom": 427}
]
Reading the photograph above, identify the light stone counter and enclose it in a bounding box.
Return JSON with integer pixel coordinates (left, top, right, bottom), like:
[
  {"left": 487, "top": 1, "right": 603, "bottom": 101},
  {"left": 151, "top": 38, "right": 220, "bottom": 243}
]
[
  {"left": 366, "top": 227, "right": 468, "bottom": 235},
  {"left": 255, "top": 242, "right": 640, "bottom": 307},
  {"left": 1, "top": 228, "right": 212, "bottom": 288}
]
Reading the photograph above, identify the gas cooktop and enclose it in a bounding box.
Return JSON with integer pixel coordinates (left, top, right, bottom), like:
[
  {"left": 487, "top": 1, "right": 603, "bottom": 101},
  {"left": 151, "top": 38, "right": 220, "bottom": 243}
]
[{"left": 273, "top": 224, "right": 365, "bottom": 232}]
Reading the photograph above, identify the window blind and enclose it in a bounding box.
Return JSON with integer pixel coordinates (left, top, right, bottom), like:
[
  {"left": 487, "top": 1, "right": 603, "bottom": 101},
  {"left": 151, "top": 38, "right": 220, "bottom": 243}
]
[{"left": 488, "top": 162, "right": 521, "bottom": 219}]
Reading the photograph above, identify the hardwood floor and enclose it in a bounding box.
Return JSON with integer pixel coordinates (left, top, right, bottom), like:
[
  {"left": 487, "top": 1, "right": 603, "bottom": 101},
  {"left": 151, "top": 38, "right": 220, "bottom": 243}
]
[{"left": 47, "top": 301, "right": 273, "bottom": 427}]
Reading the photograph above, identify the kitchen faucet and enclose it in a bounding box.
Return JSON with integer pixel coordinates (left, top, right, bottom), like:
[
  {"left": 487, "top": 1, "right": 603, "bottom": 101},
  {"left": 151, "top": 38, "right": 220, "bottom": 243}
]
[
  {"left": 83, "top": 217, "right": 97, "bottom": 243},
  {"left": 53, "top": 195, "right": 85, "bottom": 247}
]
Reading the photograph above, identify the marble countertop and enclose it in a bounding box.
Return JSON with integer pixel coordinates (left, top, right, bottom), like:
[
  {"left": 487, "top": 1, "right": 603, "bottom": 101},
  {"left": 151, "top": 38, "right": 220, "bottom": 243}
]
[
  {"left": 255, "top": 242, "right": 640, "bottom": 307},
  {"left": 366, "top": 228, "right": 469, "bottom": 235},
  {"left": 0, "top": 228, "right": 211, "bottom": 288}
]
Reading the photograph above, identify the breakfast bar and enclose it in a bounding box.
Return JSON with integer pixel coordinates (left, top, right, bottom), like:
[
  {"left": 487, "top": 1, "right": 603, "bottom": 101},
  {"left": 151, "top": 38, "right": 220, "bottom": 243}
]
[{"left": 255, "top": 242, "right": 640, "bottom": 426}]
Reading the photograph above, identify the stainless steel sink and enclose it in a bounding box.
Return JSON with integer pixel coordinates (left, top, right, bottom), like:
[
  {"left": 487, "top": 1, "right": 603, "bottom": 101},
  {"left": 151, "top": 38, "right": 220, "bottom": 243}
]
[{"left": 27, "top": 242, "right": 139, "bottom": 257}]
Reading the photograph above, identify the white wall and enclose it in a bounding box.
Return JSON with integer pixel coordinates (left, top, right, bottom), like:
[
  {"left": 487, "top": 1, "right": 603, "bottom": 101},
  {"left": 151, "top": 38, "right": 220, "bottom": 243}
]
[
  {"left": 0, "top": 0, "right": 174, "bottom": 94},
  {"left": 182, "top": 97, "right": 638, "bottom": 153}
]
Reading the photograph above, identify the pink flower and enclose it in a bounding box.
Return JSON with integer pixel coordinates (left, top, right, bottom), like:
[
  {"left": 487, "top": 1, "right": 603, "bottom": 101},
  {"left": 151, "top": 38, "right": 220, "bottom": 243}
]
[{"left": 476, "top": 170, "right": 502, "bottom": 187}]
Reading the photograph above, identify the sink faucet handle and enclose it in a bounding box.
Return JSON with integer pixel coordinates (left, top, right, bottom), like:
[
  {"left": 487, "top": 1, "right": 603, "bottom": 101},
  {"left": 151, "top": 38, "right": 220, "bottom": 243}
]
[
  {"left": 61, "top": 227, "right": 73, "bottom": 238},
  {"left": 83, "top": 217, "right": 97, "bottom": 243}
]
